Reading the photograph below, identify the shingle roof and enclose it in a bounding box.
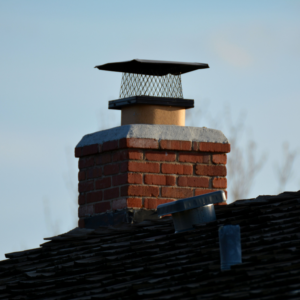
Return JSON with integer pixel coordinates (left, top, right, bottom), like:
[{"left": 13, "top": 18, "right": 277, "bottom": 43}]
[{"left": 1, "top": 191, "right": 300, "bottom": 299}]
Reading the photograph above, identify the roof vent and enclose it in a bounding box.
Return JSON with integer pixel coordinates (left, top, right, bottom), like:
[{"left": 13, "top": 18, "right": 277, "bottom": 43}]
[
  {"left": 219, "top": 225, "right": 242, "bottom": 270},
  {"left": 157, "top": 191, "right": 226, "bottom": 233}
]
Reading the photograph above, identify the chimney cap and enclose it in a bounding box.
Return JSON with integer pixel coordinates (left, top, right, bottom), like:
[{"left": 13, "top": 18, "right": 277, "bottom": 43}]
[
  {"left": 95, "top": 59, "right": 209, "bottom": 76},
  {"left": 157, "top": 191, "right": 226, "bottom": 217}
]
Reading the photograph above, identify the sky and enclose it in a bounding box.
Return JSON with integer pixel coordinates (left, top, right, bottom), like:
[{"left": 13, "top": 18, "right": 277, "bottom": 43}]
[{"left": 0, "top": 0, "right": 299, "bottom": 259}]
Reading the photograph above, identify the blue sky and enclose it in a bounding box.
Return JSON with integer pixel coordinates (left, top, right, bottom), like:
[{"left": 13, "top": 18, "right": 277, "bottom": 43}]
[{"left": 1, "top": 0, "right": 299, "bottom": 258}]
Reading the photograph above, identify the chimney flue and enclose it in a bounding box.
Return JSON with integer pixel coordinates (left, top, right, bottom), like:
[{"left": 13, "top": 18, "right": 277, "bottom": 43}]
[{"left": 95, "top": 59, "right": 209, "bottom": 126}]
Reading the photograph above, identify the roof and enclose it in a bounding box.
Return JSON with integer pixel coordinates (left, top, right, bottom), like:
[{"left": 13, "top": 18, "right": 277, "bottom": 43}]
[
  {"left": 1, "top": 190, "right": 300, "bottom": 299},
  {"left": 95, "top": 59, "right": 209, "bottom": 76}
]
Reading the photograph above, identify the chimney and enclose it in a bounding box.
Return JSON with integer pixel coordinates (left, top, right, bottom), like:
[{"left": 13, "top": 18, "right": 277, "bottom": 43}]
[{"left": 75, "top": 59, "right": 230, "bottom": 228}]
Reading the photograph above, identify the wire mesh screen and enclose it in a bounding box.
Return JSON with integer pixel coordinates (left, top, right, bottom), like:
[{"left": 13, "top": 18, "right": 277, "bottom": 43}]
[{"left": 119, "top": 73, "right": 183, "bottom": 98}]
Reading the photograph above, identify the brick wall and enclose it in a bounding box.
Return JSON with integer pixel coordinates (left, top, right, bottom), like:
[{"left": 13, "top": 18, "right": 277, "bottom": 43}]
[{"left": 75, "top": 138, "right": 230, "bottom": 227}]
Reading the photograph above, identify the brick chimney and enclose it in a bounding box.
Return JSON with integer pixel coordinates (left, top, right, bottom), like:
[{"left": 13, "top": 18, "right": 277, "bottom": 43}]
[{"left": 75, "top": 59, "right": 230, "bottom": 228}]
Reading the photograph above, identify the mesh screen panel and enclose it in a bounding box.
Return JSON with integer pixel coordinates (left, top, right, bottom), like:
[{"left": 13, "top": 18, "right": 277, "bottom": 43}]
[{"left": 119, "top": 73, "right": 183, "bottom": 98}]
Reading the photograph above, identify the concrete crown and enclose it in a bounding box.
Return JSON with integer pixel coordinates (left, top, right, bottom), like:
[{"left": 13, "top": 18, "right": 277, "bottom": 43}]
[{"left": 76, "top": 124, "right": 229, "bottom": 148}]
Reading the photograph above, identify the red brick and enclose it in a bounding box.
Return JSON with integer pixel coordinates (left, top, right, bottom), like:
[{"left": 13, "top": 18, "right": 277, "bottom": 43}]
[
  {"left": 78, "top": 171, "right": 86, "bottom": 181},
  {"left": 144, "top": 174, "right": 176, "bottom": 186},
  {"left": 212, "top": 178, "right": 227, "bottom": 189},
  {"left": 161, "top": 187, "right": 193, "bottom": 198},
  {"left": 103, "top": 164, "right": 119, "bottom": 175},
  {"left": 96, "top": 153, "right": 111, "bottom": 165},
  {"left": 215, "top": 201, "right": 227, "bottom": 206},
  {"left": 120, "top": 162, "right": 128, "bottom": 173},
  {"left": 178, "top": 153, "right": 209, "bottom": 164},
  {"left": 81, "top": 144, "right": 100, "bottom": 157},
  {"left": 78, "top": 194, "right": 85, "bottom": 205},
  {"left": 78, "top": 206, "right": 84, "bottom": 217},
  {"left": 102, "top": 140, "right": 119, "bottom": 152},
  {"left": 103, "top": 187, "right": 119, "bottom": 200},
  {"left": 192, "top": 141, "right": 199, "bottom": 151},
  {"left": 127, "top": 198, "right": 143, "bottom": 208},
  {"left": 128, "top": 161, "right": 160, "bottom": 173},
  {"left": 78, "top": 205, "right": 94, "bottom": 217},
  {"left": 112, "top": 173, "right": 127, "bottom": 186},
  {"left": 111, "top": 198, "right": 127, "bottom": 210},
  {"left": 212, "top": 154, "right": 227, "bottom": 164},
  {"left": 78, "top": 157, "right": 95, "bottom": 169},
  {"left": 75, "top": 147, "right": 81, "bottom": 158},
  {"left": 145, "top": 151, "right": 176, "bottom": 162},
  {"left": 78, "top": 219, "right": 85, "bottom": 228},
  {"left": 144, "top": 198, "right": 174, "bottom": 209},
  {"left": 113, "top": 150, "right": 143, "bottom": 161},
  {"left": 86, "top": 191, "right": 102, "bottom": 203},
  {"left": 127, "top": 173, "right": 143, "bottom": 184},
  {"left": 161, "top": 164, "right": 193, "bottom": 175},
  {"left": 112, "top": 173, "right": 143, "bottom": 186},
  {"left": 160, "top": 140, "right": 191, "bottom": 151},
  {"left": 177, "top": 177, "right": 209, "bottom": 188},
  {"left": 195, "top": 165, "right": 227, "bottom": 176},
  {"left": 78, "top": 181, "right": 94, "bottom": 193},
  {"left": 86, "top": 167, "right": 102, "bottom": 179},
  {"left": 119, "top": 138, "right": 158, "bottom": 149},
  {"left": 121, "top": 185, "right": 159, "bottom": 197},
  {"left": 195, "top": 189, "right": 216, "bottom": 196},
  {"left": 94, "top": 201, "right": 111, "bottom": 213},
  {"left": 95, "top": 177, "right": 111, "bottom": 189},
  {"left": 199, "top": 142, "right": 231, "bottom": 153}
]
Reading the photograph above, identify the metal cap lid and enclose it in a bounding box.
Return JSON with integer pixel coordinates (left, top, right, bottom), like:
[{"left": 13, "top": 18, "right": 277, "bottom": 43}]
[{"left": 95, "top": 59, "right": 209, "bottom": 76}]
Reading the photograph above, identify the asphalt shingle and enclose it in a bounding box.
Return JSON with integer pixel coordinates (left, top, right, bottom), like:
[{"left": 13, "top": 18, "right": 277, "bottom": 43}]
[{"left": 1, "top": 191, "right": 300, "bottom": 299}]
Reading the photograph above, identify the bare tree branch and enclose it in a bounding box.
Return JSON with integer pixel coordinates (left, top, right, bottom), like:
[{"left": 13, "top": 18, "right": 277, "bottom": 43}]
[
  {"left": 275, "top": 142, "right": 298, "bottom": 193},
  {"left": 188, "top": 101, "right": 266, "bottom": 202},
  {"left": 43, "top": 197, "right": 61, "bottom": 235}
]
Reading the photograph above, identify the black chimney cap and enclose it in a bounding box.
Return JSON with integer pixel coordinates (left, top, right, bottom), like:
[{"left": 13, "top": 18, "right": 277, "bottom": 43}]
[{"left": 95, "top": 59, "right": 209, "bottom": 76}]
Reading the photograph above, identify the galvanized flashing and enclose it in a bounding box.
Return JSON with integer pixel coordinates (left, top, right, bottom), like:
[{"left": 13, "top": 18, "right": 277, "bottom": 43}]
[
  {"left": 157, "top": 191, "right": 226, "bottom": 216},
  {"left": 157, "top": 191, "right": 226, "bottom": 233}
]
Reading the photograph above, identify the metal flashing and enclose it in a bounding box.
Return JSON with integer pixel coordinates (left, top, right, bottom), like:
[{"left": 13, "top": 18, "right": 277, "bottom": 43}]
[
  {"left": 157, "top": 191, "right": 226, "bottom": 216},
  {"left": 157, "top": 191, "right": 226, "bottom": 233}
]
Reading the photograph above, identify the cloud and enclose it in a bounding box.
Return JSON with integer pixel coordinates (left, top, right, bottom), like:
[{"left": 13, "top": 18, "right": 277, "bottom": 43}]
[
  {"left": 210, "top": 22, "right": 300, "bottom": 69},
  {"left": 211, "top": 34, "right": 254, "bottom": 68}
]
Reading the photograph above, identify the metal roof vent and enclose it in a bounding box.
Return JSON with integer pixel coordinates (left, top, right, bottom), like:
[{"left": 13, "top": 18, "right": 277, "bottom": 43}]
[
  {"left": 157, "top": 191, "right": 226, "bottom": 233},
  {"left": 219, "top": 225, "right": 242, "bottom": 270}
]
